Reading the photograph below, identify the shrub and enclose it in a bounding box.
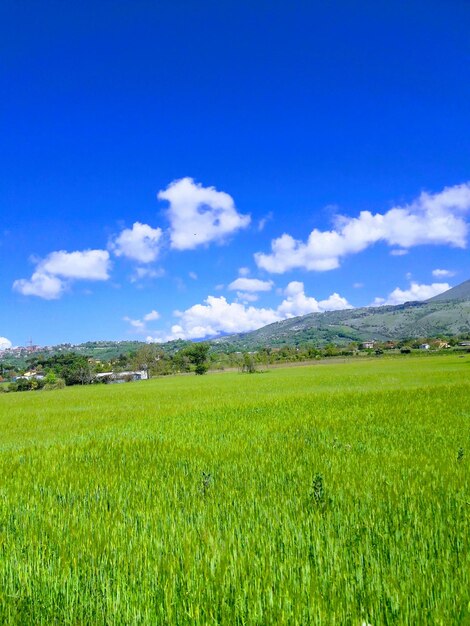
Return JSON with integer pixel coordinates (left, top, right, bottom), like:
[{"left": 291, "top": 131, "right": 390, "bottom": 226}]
[{"left": 44, "top": 378, "right": 66, "bottom": 391}]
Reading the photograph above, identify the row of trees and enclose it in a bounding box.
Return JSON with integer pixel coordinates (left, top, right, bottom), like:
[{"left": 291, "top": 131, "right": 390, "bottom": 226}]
[
  {"left": 2, "top": 334, "right": 469, "bottom": 392},
  {"left": 1, "top": 344, "right": 212, "bottom": 392}
]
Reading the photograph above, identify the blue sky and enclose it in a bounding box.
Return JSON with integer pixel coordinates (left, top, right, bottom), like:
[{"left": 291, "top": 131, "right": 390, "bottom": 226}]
[{"left": 1, "top": 0, "right": 470, "bottom": 348}]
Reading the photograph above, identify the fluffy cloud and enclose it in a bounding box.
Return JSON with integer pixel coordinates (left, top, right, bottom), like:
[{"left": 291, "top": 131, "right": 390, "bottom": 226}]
[
  {"left": 13, "top": 249, "right": 111, "bottom": 299},
  {"left": 144, "top": 310, "right": 160, "bottom": 321},
  {"left": 123, "top": 316, "right": 145, "bottom": 330},
  {"left": 158, "top": 177, "right": 251, "bottom": 250},
  {"left": 255, "top": 182, "right": 470, "bottom": 273},
  {"left": 38, "top": 250, "right": 110, "bottom": 280},
  {"left": 124, "top": 309, "right": 160, "bottom": 333},
  {"left": 166, "top": 297, "right": 280, "bottom": 340},
  {"left": 278, "top": 281, "right": 351, "bottom": 317},
  {"left": 432, "top": 268, "right": 456, "bottom": 278},
  {"left": 147, "top": 281, "right": 351, "bottom": 341},
  {"left": 111, "top": 222, "right": 163, "bottom": 263},
  {"left": 13, "top": 272, "right": 66, "bottom": 300},
  {"left": 372, "top": 282, "right": 450, "bottom": 306},
  {"left": 236, "top": 291, "right": 260, "bottom": 303},
  {"left": 228, "top": 277, "right": 274, "bottom": 292},
  {"left": 0, "top": 337, "right": 12, "bottom": 350}
]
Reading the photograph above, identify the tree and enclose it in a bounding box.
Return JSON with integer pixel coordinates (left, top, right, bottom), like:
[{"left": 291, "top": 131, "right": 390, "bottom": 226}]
[
  {"left": 182, "top": 343, "right": 210, "bottom": 375},
  {"left": 242, "top": 352, "right": 257, "bottom": 373},
  {"left": 131, "top": 344, "right": 163, "bottom": 377}
]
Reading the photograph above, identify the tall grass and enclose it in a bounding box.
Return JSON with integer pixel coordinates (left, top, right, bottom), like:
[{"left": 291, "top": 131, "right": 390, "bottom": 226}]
[{"left": 0, "top": 356, "right": 469, "bottom": 624}]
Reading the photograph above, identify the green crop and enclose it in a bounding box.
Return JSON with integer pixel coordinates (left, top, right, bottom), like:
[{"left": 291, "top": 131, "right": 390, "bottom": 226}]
[{"left": 0, "top": 355, "right": 469, "bottom": 624}]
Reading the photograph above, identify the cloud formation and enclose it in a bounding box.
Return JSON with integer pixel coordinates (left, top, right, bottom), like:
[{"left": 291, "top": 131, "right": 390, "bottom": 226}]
[
  {"left": 0, "top": 337, "right": 12, "bottom": 350},
  {"left": 372, "top": 282, "right": 450, "bottom": 306},
  {"left": 130, "top": 267, "right": 165, "bottom": 283},
  {"left": 147, "top": 281, "right": 351, "bottom": 341},
  {"left": 124, "top": 309, "right": 160, "bottom": 333},
  {"left": 13, "top": 272, "right": 66, "bottom": 300},
  {"left": 228, "top": 277, "right": 274, "bottom": 292},
  {"left": 255, "top": 182, "right": 470, "bottom": 273},
  {"left": 37, "top": 250, "right": 111, "bottom": 280},
  {"left": 158, "top": 177, "right": 251, "bottom": 250},
  {"left": 13, "top": 249, "right": 111, "bottom": 299},
  {"left": 432, "top": 268, "right": 456, "bottom": 278},
  {"left": 277, "top": 281, "right": 351, "bottom": 317},
  {"left": 112, "top": 222, "right": 163, "bottom": 263}
]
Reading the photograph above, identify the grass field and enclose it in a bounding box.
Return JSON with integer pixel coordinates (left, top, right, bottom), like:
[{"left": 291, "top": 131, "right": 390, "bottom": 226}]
[{"left": 0, "top": 355, "right": 469, "bottom": 624}]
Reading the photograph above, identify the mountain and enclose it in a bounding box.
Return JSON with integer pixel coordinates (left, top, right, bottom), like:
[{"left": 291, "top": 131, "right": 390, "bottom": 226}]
[
  {"left": 426, "top": 279, "right": 470, "bottom": 302},
  {"left": 212, "top": 280, "right": 470, "bottom": 350},
  {"left": 2, "top": 282, "right": 469, "bottom": 362}
]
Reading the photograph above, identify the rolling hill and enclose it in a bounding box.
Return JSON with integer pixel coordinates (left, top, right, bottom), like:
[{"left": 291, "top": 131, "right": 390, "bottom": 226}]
[{"left": 212, "top": 280, "right": 470, "bottom": 350}]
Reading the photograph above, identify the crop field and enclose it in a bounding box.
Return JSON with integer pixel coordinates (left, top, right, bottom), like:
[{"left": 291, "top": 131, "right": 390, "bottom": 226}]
[{"left": 0, "top": 355, "right": 469, "bottom": 624}]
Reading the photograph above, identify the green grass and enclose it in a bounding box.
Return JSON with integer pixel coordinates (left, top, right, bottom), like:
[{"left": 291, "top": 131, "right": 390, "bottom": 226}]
[{"left": 0, "top": 356, "right": 469, "bottom": 624}]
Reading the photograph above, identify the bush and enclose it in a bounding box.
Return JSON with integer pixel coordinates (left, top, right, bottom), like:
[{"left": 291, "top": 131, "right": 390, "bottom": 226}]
[
  {"left": 194, "top": 363, "right": 209, "bottom": 376},
  {"left": 44, "top": 378, "right": 66, "bottom": 391}
]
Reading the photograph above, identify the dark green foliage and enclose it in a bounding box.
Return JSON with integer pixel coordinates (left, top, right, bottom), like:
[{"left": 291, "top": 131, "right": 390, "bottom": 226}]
[{"left": 181, "top": 343, "right": 210, "bottom": 375}]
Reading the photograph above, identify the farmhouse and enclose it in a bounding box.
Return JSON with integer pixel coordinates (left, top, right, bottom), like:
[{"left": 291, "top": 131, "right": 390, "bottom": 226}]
[
  {"left": 361, "top": 341, "right": 375, "bottom": 349},
  {"left": 14, "top": 370, "right": 45, "bottom": 381},
  {"left": 95, "top": 370, "right": 148, "bottom": 384}
]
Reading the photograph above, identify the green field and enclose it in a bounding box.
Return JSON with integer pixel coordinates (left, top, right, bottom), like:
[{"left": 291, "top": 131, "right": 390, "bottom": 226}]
[{"left": 0, "top": 356, "right": 469, "bottom": 624}]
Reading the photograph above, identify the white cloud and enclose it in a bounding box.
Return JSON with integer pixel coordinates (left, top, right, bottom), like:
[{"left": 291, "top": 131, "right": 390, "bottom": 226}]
[
  {"left": 237, "top": 291, "right": 259, "bottom": 303},
  {"left": 372, "top": 281, "right": 450, "bottom": 306},
  {"left": 38, "top": 250, "right": 111, "bottom": 280},
  {"left": 123, "top": 316, "right": 145, "bottom": 330},
  {"left": 130, "top": 266, "right": 165, "bottom": 283},
  {"left": 144, "top": 310, "right": 160, "bottom": 321},
  {"left": 255, "top": 182, "right": 470, "bottom": 273},
  {"left": 124, "top": 309, "right": 160, "bottom": 333},
  {"left": 228, "top": 277, "right": 274, "bottom": 292},
  {"left": 158, "top": 177, "right": 251, "bottom": 250},
  {"left": 390, "top": 249, "right": 409, "bottom": 256},
  {"left": 13, "top": 272, "right": 66, "bottom": 300},
  {"left": 258, "top": 211, "right": 273, "bottom": 231},
  {"left": 277, "top": 281, "right": 351, "bottom": 318},
  {"left": 189, "top": 271, "right": 198, "bottom": 280},
  {"left": 432, "top": 268, "right": 456, "bottom": 278},
  {"left": 165, "top": 297, "right": 281, "bottom": 340},
  {"left": 13, "top": 249, "right": 111, "bottom": 299},
  {"left": 238, "top": 267, "right": 250, "bottom": 276},
  {"left": 0, "top": 337, "right": 12, "bottom": 350},
  {"left": 147, "top": 281, "right": 351, "bottom": 341},
  {"left": 111, "top": 222, "right": 163, "bottom": 263}
]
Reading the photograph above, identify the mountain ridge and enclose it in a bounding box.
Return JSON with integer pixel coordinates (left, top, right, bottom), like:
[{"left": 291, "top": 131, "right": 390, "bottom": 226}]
[{"left": 212, "top": 280, "right": 470, "bottom": 350}]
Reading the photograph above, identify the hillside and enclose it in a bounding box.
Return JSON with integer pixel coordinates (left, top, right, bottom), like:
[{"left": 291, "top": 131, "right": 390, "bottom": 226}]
[
  {"left": 427, "top": 279, "right": 470, "bottom": 302},
  {"left": 213, "top": 281, "right": 470, "bottom": 350},
  {"left": 2, "top": 281, "right": 469, "bottom": 361}
]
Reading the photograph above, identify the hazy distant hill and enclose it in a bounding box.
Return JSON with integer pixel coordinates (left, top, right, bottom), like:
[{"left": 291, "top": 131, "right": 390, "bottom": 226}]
[
  {"left": 2, "top": 281, "right": 469, "bottom": 362},
  {"left": 212, "top": 280, "right": 470, "bottom": 350},
  {"left": 426, "top": 279, "right": 470, "bottom": 302}
]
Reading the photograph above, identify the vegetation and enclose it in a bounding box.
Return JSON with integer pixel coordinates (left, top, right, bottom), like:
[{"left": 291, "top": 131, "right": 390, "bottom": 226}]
[
  {"left": 2, "top": 337, "right": 470, "bottom": 392},
  {"left": 0, "top": 355, "right": 468, "bottom": 623}
]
